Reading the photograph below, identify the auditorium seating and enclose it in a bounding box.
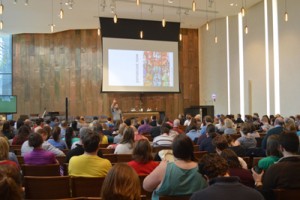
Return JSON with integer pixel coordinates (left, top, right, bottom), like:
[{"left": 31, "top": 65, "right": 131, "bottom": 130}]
[
  {"left": 273, "top": 188, "right": 300, "bottom": 200},
  {"left": 70, "top": 176, "right": 105, "bottom": 197},
  {"left": 99, "top": 148, "right": 115, "bottom": 154},
  {"left": 22, "top": 164, "right": 61, "bottom": 176},
  {"left": 159, "top": 195, "right": 191, "bottom": 200},
  {"left": 194, "top": 151, "right": 208, "bottom": 161}
]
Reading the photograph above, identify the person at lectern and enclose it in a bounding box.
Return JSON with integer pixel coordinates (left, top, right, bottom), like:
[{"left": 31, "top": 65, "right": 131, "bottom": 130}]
[{"left": 111, "top": 98, "right": 122, "bottom": 125}]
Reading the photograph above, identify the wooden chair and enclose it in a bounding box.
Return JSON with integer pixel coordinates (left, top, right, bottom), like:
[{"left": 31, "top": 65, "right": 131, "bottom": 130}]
[
  {"left": 100, "top": 148, "right": 115, "bottom": 154},
  {"left": 193, "top": 145, "right": 199, "bottom": 152},
  {"left": 56, "top": 156, "right": 67, "bottom": 165},
  {"left": 16, "top": 155, "right": 24, "bottom": 165},
  {"left": 159, "top": 195, "right": 191, "bottom": 200},
  {"left": 10, "top": 144, "right": 22, "bottom": 151},
  {"left": 103, "top": 154, "right": 117, "bottom": 163},
  {"left": 152, "top": 146, "right": 172, "bottom": 154},
  {"left": 144, "top": 134, "right": 153, "bottom": 142},
  {"left": 116, "top": 154, "right": 133, "bottom": 162},
  {"left": 63, "top": 163, "right": 69, "bottom": 176},
  {"left": 273, "top": 188, "right": 300, "bottom": 200},
  {"left": 99, "top": 143, "right": 109, "bottom": 148},
  {"left": 24, "top": 176, "right": 71, "bottom": 199},
  {"left": 70, "top": 176, "right": 105, "bottom": 197},
  {"left": 13, "top": 148, "right": 22, "bottom": 155},
  {"left": 252, "top": 157, "right": 264, "bottom": 168},
  {"left": 21, "top": 164, "right": 61, "bottom": 176},
  {"left": 194, "top": 151, "right": 208, "bottom": 161}
]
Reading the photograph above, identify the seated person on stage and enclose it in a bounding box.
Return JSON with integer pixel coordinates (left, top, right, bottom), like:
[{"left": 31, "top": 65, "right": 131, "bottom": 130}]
[
  {"left": 65, "top": 127, "right": 103, "bottom": 163},
  {"left": 220, "top": 149, "right": 254, "bottom": 188},
  {"left": 68, "top": 129, "right": 112, "bottom": 177},
  {"left": 152, "top": 123, "right": 174, "bottom": 147},
  {"left": 143, "top": 134, "right": 207, "bottom": 200},
  {"left": 252, "top": 131, "right": 300, "bottom": 200},
  {"left": 47, "top": 126, "right": 68, "bottom": 150},
  {"left": 101, "top": 163, "right": 141, "bottom": 200},
  {"left": 138, "top": 117, "right": 153, "bottom": 135},
  {"left": 128, "top": 139, "right": 159, "bottom": 175},
  {"left": 24, "top": 132, "right": 58, "bottom": 165},
  {"left": 21, "top": 128, "right": 65, "bottom": 157},
  {"left": 190, "top": 154, "right": 264, "bottom": 200},
  {"left": 114, "top": 127, "right": 135, "bottom": 154}
]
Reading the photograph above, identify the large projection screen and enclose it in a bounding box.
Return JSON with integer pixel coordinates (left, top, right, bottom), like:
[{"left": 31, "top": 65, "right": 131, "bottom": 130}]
[{"left": 102, "top": 37, "right": 179, "bottom": 92}]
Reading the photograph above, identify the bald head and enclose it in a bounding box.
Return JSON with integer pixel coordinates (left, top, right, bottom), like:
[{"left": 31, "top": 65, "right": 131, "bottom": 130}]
[{"left": 274, "top": 117, "right": 284, "bottom": 126}]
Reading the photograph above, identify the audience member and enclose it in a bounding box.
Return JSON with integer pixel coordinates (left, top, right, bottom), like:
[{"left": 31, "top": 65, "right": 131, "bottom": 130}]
[
  {"left": 1, "top": 121, "right": 14, "bottom": 139},
  {"left": 64, "top": 127, "right": 79, "bottom": 149},
  {"left": 143, "top": 134, "right": 207, "bottom": 200},
  {"left": 137, "top": 118, "right": 153, "bottom": 134},
  {"left": 183, "top": 113, "right": 192, "bottom": 126},
  {"left": 186, "top": 119, "right": 201, "bottom": 142},
  {"left": 0, "top": 165, "right": 23, "bottom": 200},
  {"left": 47, "top": 126, "right": 68, "bottom": 150},
  {"left": 261, "top": 115, "right": 272, "bottom": 131},
  {"left": 11, "top": 125, "right": 31, "bottom": 145},
  {"left": 199, "top": 124, "right": 218, "bottom": 153},
  {"left": 68, "top": 130, "right": 111, "bottom": 177},
  {"left": 150, "top": 118, "right": 163, "bottom": 139},
  {"left": 113, "top": 123, "right": 126, "bottom": 144},
  {"left": 60, "top": 120, "right": 68, "bottom": 138},
  {"left": 200, "top": 115, "right": 213, "bottom": 135},
  {"left": 284, "top": 117, "right": 297, "bottom": 131},
  {"left": 0, "top": 137, "right": 18, "bottom": 169},
  {"left": 234, "top": 123, "right": 257, "bottom": 148},
  {"left": 252, "top": 131, "right": 300, "bottom": 200},
  {"left": 172, "top": 119, "right": 184, "bottom": 134},
  {"left": 149, "top": 115, "right": 157, "bottom": 126},
  {"left": 128, "top": 139, "right": 159, "bottom": 175},
  {"left": 101, "top": 163, "right": 141, "bottom": 200},
  {"left": 114, "top": 127, "right": 135, "bottom": 154},
  {"left": 152, "top": 124, "right": 174, "bottom": 147},
  {"left": 261, "top": 117, "right": 284, "bottom": 149},
  {"left": 190, "top": 154, "right": 263, "bottom": 200},
  {"left": 224, "top": 118, "right": 237, "bottom": 135},
  {"left": 24, "top": 132, "right": 57, "bottom": 165}
]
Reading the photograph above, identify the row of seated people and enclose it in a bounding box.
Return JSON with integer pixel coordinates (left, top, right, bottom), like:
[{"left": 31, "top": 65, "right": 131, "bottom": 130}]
[{"left": 2, "top": 125, "right": 300, "bottom": 200}]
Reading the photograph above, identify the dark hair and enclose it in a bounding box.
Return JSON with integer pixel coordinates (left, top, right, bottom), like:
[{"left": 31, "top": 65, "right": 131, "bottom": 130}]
[
  {"left": 16, "top": 119, "right": 24, "bottom": 130},
  {"left": 101, "top": 163, "right": 141, "bottom": 200},
  {"left": 43, "top": 126, "right": 51, "bottom": 140},
  {"left": 220, "top": 149, "right": 242, "bottom": 168},
  {"left": 160, "top": 123, "right": 170, "bottom": 135},
  {"left": 0, "top": 165, "right": 23, "bottom": 200},
  {"left": 212, "top": 135, "right": 228, "bottom": 151},
  {"left": 2, "top": 121, "right": 11, "bottom": 132},
  {"left": 35, "top": 118, "right": 42, "bottom": 126},
  {"left": 28, "top": 132, "right": 43, "bottom": 148},
  {"left": 82, "top": 130, "right": 100, "bottom": 153},
  {"left": 279, "top": 131, "right": 299, "bottom": 153},
  {"left": 198, "top": 154, "right": 229, "bottom": 179},
  {"left": 65, "top": 127, "right": 74, "bottom": 149},
  {"left": 132, "top": 139, "right": 153, "bottom": 163},
  {"left": 172, "top": 134, "right": 195, "bottom": 161},
  {"left": 14, "top": 125, "right": 31, "bottom": 145},
  {"left": 240, "top": 123, "right": 252, "bottom": 134},
  {"left": 266, "top": 135, "right": 281, "bottom": 157},
  {"left": 93, "top": 123, "right": 103, "bottom": 133},
  {"left": 51, "top": 126, "right": 61, "bottom": 142},
  {"left": 206, "top": 124, "right": 217, "bottom": 138},
  {"left": 124, "top": 119, "right": 131, "bottom": 127}
]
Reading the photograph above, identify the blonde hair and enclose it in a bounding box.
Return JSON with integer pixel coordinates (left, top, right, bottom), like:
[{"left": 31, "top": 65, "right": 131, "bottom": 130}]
[
  {"left": 0, "top": 137, "right": 9, "bottom": 160},
  {"left": 224, "top": 118, "right": 234, "bottom": 128},
  {"left": 101, "top": 163, "right": 141, "bottom": 200}
]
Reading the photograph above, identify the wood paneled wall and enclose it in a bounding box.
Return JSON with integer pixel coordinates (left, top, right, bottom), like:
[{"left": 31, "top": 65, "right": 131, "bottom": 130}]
[{"left": 12, "top": 29, "right": 199, "bottom": 120}]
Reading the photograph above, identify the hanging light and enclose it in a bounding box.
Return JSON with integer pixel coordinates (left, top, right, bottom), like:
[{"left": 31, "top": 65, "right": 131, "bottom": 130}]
[
  {"left": 140, "top": 30, "right": 143, "bottom": 39},
  {"left": 244, "top": 25, "right": 248, "bottom": 34},
  {"left": 192, "top": 0, "right": 196, "bottom": 12},
  {"left": 206, "top": 22, "right": 209, "bottom": 31},
  {"left": 214, "top": 36, "right": 218, "bottom": 43},
  {"left": 13, "top": 0, "right": 17, "bottom": 4},
  {"left": 25, "top": 0, "right": 29, "bottom": 6},
  {"left": 214, "top": 0, "right": 217, "bottom": 43},
  {"left": 284, "top": 0, "right": 288, "bottom": 22},
  {"left": 0, "top": 20, "right": 3, "bottom": 30},
  {"left": 205, "top": 0, "right": 209, "bottom": 31},
  {"left": 97, "top": 28, "right": 101, "bottom": 36},
  {"left": 136, "top": 0, "right": 140, "bottom": 6},
  {"left": 179, "top": 33, "right": 182, "bottom": 41},
  {"left": 113, "top": 13, "right": 117, "bottom": 23},
  {"left": 241, "top": 7, "right": 245, "bottom": 17},
  {"left": 50, "top": 24, "right": 55, "bottom": 33},
  {"left": 162, "top": 0, "right": 166, "bottom": 27},
  {"left": 0, "top": 1, "right": 4, "bottom": 15},
  {"left": 50, "top": 0, "right": 55, "bottom": 33},
  {"left": 59, "top": 9, "right": 64, "bottom": 19}
]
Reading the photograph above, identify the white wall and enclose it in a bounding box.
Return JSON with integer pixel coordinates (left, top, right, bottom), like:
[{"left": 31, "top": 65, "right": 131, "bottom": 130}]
[{"left": 199, "top": 0, "right": 300, "bottom": 117}]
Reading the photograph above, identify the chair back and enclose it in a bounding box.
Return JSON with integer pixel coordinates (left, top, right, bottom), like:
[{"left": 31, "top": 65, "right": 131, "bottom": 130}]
[
  {"left": 100, "top": 148, "right": 115, "bottom": 154},
  {"left": 22, "top": 164, "right": 61, "bottom": 176},
  {"left": 70, "top": 176, "right": 105, "bottom": 197},
  {"left": 116, "top": 154, "right": 133, "bottom": 162},
  {"left": 273, "top": 188, "right": 300, "bottom": 200},
  {"left": 56, "top": 156, "right": 67, "bottom": 165},
  {"left": 24, "top": 176, "right": 71, "bottom": 199},
  {"left": 103, "top": 154, "right": 117, "bottom": 163},
  {"left": 194, "top": 151, "right": 208, "bottom": 161},
  {"left": 139, "top": 174, "right": 152, "bottom": 199},
  {"left": 159, "top": 195, "right": 191, "bottom": 200}
]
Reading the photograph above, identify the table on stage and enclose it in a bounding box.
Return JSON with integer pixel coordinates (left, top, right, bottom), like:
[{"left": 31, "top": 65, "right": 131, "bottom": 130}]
[{"left": 122, "top": 111, "right": 165, "bottom": 122}]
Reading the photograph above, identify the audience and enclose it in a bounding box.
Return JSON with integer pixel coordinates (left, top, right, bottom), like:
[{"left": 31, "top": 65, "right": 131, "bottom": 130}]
[
  {"left": 24, "top": 132, "right": 57, "bottom": 165},
  {"left": 199, "top": 124, "right": 217, "bottom": 153},
  {"left": 47, "top": 126, "right": 68, "bottom": 150},
  {"left": 143, "top": 134, "right": 207, "bottom": 200},
  {"left": 150, "top": 118, "right": 163, "bottom": 139},
  {"left": 172, "top": 119, "right": 184, "bottom": 134},
  {"left": 190, "top": 154, "right": 264, "bottom": 200},
  {"left": 0, "top": 137, "right": 18, "bottom": 169},
  {"left": 68, "top": 129, "right": 112, "bottom": 177},
  {"left": 101, "top": 163, "right": 141, "bottom": 200},
  {"left": 64, "top": 127, "right": 79, "bottom": 149},
  {"left": 137, "top": 118, "right": 153, "bottom": 135},
  {"left": 128, "top": 139, "right": 159, "bottom": 175},
  {"left": 224, "top": 118, "right": 237, "bottom": 135},
  {"left": 186, "top": 119, "right": 201, "bottom": 142},
  {"left": 0, "top": 165, "right": 23, "bottom": 200},
  {"left": 261, "top": 117, "right": 284, "bottom": 149}
]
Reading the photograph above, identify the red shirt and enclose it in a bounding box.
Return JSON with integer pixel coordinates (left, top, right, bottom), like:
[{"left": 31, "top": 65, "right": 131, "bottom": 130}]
[
  {"left": 0, "top": 160, "right": 19, "bottom": 170},
  {"left": 128, "top": 160, "right": 159, "bottom": 175}
]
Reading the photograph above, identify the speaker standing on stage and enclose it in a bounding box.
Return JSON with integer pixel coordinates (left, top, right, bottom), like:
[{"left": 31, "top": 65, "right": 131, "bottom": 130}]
[{"left": 111, "top": 99, "right": 122, "bottom": 125}]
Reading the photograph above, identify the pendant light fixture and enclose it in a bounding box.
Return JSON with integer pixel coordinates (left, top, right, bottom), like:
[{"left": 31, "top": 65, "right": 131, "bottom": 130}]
[
  {"left": 139, "top": 2, "right": 143, "bottom": 39},
  {"left": 284, "top": 0, "right": 288, "bottom": 22},
  {"left": 205, "top": 0, "right": 209, "bottom": 31},
  {"left": 192, "top": 0, "right": 196, "bottom": 12},
  {"left": 97, "top": 0, "right": 101, "bottom": 36},
  {"left": 214, "top": 0, "right": 217, "bottom": 43},
  {"left": 59, "top": 0, "right": 64, "bottom": 19},
  {"left": 50, "top": 0, "right": 55, "bottom": 33},
  {"left": 178, "top": 0, "right": 182, "bottom": 41},
  {"left": 136, "top": 0, "right": 140, "bottom": 6},
  {"left": 0, "top": 0, "right": 3, "bottom": 15},
  {"left": 241, "top": 0, "right": 245, "bottom": 17},
  {"left": 162, "top": 0, "right": 166, "bottom": 27}
]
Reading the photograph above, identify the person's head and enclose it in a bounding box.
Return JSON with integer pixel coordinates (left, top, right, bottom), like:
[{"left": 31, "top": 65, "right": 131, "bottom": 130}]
[
  {"left": 266, "top": 135, "right": 281, "bottom": 157},
  {"left": 0, "top": 137, "right": 9, "bottom": 160},
  {"left": 120, "top": 127, "right": 135, "bottom": 146},
  {"left": 93, "top": 123, "right": 103, "bottom": 134},
  {"left": 261, "top": 115, "right": 270, "bottom": 124},
  {"left": 101, "top": 163, "right": 141, "bottom": 200},
  {"left": 71, "top": 121, "right": 79, "bottom": 131},
  {"left": 82, "top": 130, "right": 100, "bottom": 153},
  {"left": 198, "top": 154, "right": 229, "bottom": 180},
  {"left": 240, "top": 123, "right": 252, "bottom": 135},
  {"left": 43, "top": 126, "right": 51, "bottom": 140},
  {"left": 0, "top": 165, "right": 23, "bottom": 200},
  {"left": 206, "top": 124, "right": 217, "bottom": 138},
  {"left": 274, "top": 117, "right": 284, "bottom": 126},
  {"left": 160, "top": 123, "right": 171, "bottom": 135},
  {"left": 132, "top": 139, "right": 153, "bottom": 163},
  {"left": 61, "top": 120, "right": 68, "bottom": 128},
  {"left": 172, "top": 134, "right": 195, "bottom": 161},
  {"left": 151, "top": 115, "right": 156, "bottom": 121},
  {"left": 28, "top": 132, "right": 44, "bottom": 148},
  {"left": 220, "top": 149, "right": 242, "bottom": 168},
  {"left": 224, "top": 118, "right": 234, "bottom": 128},
  {"left": 204, "top": 115, "right": 213, "bottom": 125},
  {"left": 36, "top": 127, "right": 49, "bottom": 141},
  {"left": 124, "top": 118, "right": 131, "bottom": 127},
  {"left": 284, "top": 117, "right": 296, "bottom": 132},
  {"left": 35, "top": 118, "right": 43, "bottom": 126},
  {"left": 65, "top": 127, "right": 74, "bottom": 149},
  {"left": 279, "top": 131, "right": 299, "bottom": 154},
  {"left": 212, "top": 135, "right": 228, "bottom": 154},
  {"left": 143, "top": 118, "right": 149, "bottom": 124},
  {"left": 173, "top": 119, "right": 180, "bottom": 128},
  {"left": 118, "top": 123, "right": 127, "bottom": 135},
  {"left": 51, "top": 126, "right": 61, "bottom": 142},
  {"left": 16, "top": 125, "right": 31, "bottom": 142},
  {"left": 2, "top": 121, "right": 10, "bottom": 132},
  {"left": 186, "top": 114, "right": 192, "bottom": 120}
]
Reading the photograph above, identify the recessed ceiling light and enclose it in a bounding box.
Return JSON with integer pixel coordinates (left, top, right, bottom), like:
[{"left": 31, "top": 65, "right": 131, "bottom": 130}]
[{"left": 168, "top": 0, "right": 174, "bottom": 3}]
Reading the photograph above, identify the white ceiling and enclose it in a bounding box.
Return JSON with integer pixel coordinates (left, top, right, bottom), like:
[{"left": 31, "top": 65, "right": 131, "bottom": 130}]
[{"left": 1, "top": 0, "right": 262, "bottom": 34}]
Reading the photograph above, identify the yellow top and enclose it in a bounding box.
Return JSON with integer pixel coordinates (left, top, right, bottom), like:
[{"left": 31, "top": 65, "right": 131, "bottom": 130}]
[
  {"left": 101, "top": 135, "right": 109, "bottom": 144},
  {"left": 68, "top": 154, "right": 112, "bottom": 177}
]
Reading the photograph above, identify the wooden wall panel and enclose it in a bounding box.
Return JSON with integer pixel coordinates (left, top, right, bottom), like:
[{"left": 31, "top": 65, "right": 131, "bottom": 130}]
[{"left": 12, "top": 29, "right": 199, "bottom": 120}]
